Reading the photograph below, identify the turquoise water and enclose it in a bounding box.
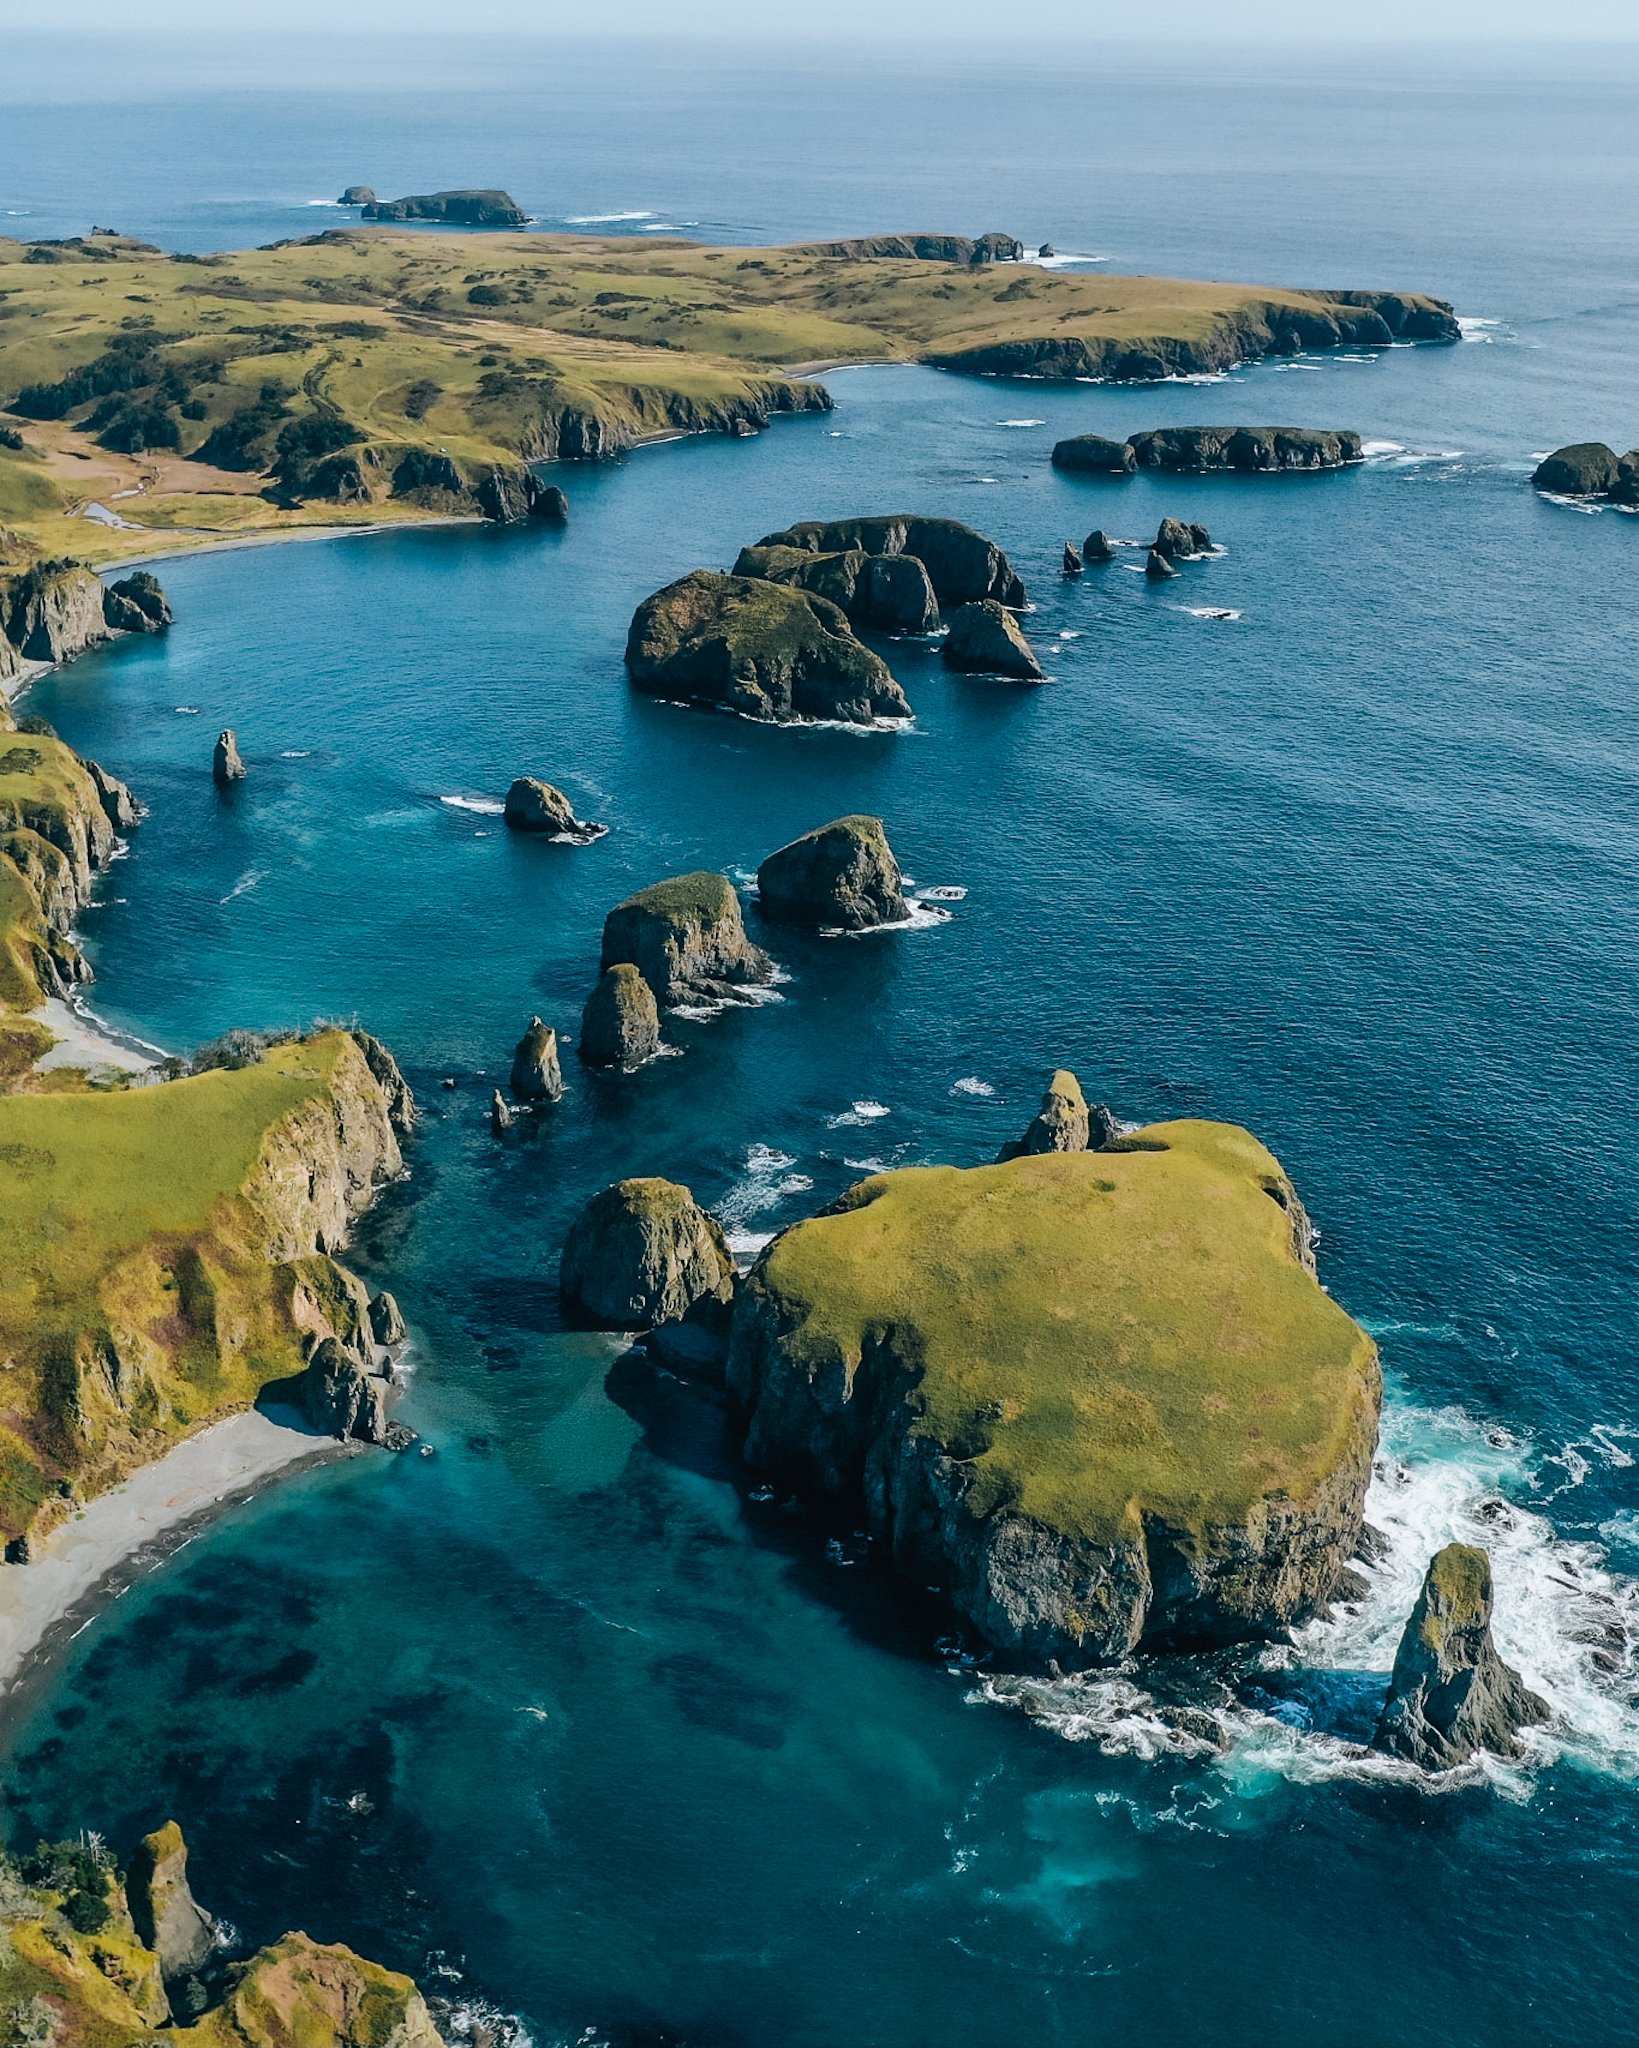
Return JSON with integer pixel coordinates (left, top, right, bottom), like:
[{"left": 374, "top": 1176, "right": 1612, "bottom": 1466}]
[{"left": 7, "top": 40, "right": 1639, "bottom": 2047}]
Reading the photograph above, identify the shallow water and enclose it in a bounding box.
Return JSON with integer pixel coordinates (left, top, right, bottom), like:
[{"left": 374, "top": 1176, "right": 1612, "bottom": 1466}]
[{"left": 6, "top": 39, "right": 1639, "bottom": 2048}]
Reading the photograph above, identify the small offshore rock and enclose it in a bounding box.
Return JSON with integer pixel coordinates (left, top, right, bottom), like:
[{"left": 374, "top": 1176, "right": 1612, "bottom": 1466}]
[
  {"left": 1373, "top": 1542, "right": 1550, "bottom": 1769},
  {"left": 338, "top": 184, "right": 376, "bottom": 205},
  {"left": 510, "top": 1015, "right": 564, "bottom": 1101},
  {"left": 580, "top": 960, "right": 663, "bottom": 1070},
  {"left": 756, "top": 814, "right": 910, "bottom": 931},
  {"left": 212, "top": 729, "right": 246, "bottom": 784},
  {"left": 1038, "top": 242, "right": 1056, "bottom": 258},
  {"left": 128, "top": 1820, "right": 216, "bottom": 1981},
  {"left": 1156, "top": 1705, "right": 1232, "bottom": 1753},
  {"left": 941, "top": 600, "right": 1044, "bottom": 681},
  {"left": 1082, "top": 529, "right": 1117, "bottom": 563},
  {"left": 1051, "top": 433, "right": 1138, "bottom": 475},
  {"left": 560, "top": 1176, "right": 737, "bottom": 1328},
  {"left": 101, "top": 569, "right": 172, "bottom": 634},
  {"left": 1145, "top": 548, "right": 1180, "bottom": 581},
  {"left": 1002, "top": 1068, "right": 1090, "bottom": 1158},
  {"left": 1531, "top": 442, "right": 1620, "bottom": 497},
  {"left": 369, "top": 1290, "right": 407, "bottom": 1347},
  {"left": 1062, "top": 541, "right": 1083, "bottom": 576},
  {"left": 1154, "top": 517, "right": 1212, "bottom": 560},
  {"left": 491, "top": 1087, "right": 514, "bottom": 1132},
  {"left": 503, "top": 775, "right": 599, "bottom": 839}
]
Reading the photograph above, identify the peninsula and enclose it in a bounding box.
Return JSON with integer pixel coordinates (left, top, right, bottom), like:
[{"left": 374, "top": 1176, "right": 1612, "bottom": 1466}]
[{"left": 0, "top": 226, "right": 1454, "bottom": 571}]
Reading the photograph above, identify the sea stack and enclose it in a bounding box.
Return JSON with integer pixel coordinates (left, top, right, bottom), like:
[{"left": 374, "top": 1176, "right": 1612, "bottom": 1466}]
[
  {"left": 997, "top": 1069, "right": 1117, "bottom": 1159},
  {"left": 941, "top": 600, "right": 1044, "bottom": 681},
  {"left": 503, "top": 775, "right": 600, "bottom": 839},
  {"left": 1063, "top": 541, "right": 1083, "bottom": 576},
  {"left": 1144, "top": 549, "right": 1179, "bottom": 581},
  {"left": 580, "top": 961, "right": 663, "bottom": 1070},
  {"left": 212, "top": 730, "right": 246, "bottom": 783},
  {"left": 756, "top": 815, "right": 911, "bottom": 931},
  {"left": 560, "top": 1177, "right": 737, "bottom": 1329},
  {"left": 510, "top": 1016, "right": 564, "bottom": 1101},
  {"left": 1154, "top": 517, "right": 1212, "bottom": 560},
  {"left": 600, "top": 872, "right": 775, "bottom": 1009},
  {"left": 127, "top": 1821, "right": 216, "bottom": 1982},
  {"left": 1083, "top": 529, "right": 1117, "bottom": 563},
  {"left": 1374, "top": 1543, "right": 1550, "bottom": 1769}
]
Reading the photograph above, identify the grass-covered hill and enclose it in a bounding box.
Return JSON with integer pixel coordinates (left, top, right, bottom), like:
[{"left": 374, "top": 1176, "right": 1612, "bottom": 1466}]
[
  {"left": 0, "top": 225, "right": 1454, "bottom": 569},
  {"left": 729, "top": 1122, "right": 1382, "bottom": 1663}
]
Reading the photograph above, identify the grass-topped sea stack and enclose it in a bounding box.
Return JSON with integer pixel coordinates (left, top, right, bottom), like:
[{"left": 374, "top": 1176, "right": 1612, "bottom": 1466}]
[{"left": 726, "top": 1121, "right": 1381, "bottom": 1667}]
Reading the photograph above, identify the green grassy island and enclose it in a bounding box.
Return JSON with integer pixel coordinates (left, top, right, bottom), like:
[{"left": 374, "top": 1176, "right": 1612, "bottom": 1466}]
[
  {"left": 0, "top": 226, "right": 1453, "bottom": 572},
  {"left": 728, "top": 1122, "right": 1382, "bottom": 1666}
]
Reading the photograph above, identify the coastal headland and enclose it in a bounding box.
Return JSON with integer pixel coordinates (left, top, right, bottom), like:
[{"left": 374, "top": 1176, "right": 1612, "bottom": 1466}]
[{"left": 0, "top": 225, "right": 1455, "bottom": 572}]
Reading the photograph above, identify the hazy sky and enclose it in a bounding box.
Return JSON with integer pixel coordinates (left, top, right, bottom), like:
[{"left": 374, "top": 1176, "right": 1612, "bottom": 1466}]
[{"left": 11, "top": 0, "right": 1639, "bottom": 35}]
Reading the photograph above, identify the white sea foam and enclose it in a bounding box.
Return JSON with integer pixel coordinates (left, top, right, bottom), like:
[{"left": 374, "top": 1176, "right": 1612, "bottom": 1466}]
[
  {"left": 951, "top": 1075, "right": 994, "bottom": 1097},
  {"left": 1181, "top": 606, "right": 1243, "bottom": 621},
  {"left": 1034, "top": 251, "right": 1110, "bottom": 269},
  {"left": 972, "top": 1396, "right": 1639, "bottom": 1793},
  {"left": 641, "top": 222, "right": 682, "bottom": 233},
  {"left": 716, "top": 1144, "right": 815, "bottom": 1245},
  {"left": 173, "top": 705, "right": 201, "bottom": 715},
  {"left": 219, "top": 869, "right": 265, "bottom": 905},
  {"left": 1361, "top": 439, "right": 1405, "bottom": 456},
  {"left": 842, "top": 1157, "right": 891, "bottom": 1174},
  {"left": 828, "top": 1100, "right": 890, "bottom": 1127},
  {"left": 279, "top": 749, "right": 311, "bottom": 758},
  {"left": 438, "top": 794, "right": 506, "bottom": 816},
  {"left": 996, "top": 418, "right": 1046, "bottom": 428},
  {"left": 564, "top": 209, "right": 655, "bottom": 223}
]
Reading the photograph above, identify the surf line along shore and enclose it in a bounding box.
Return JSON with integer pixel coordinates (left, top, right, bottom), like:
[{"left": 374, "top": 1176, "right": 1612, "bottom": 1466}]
[{"left": 0, "top": 1407, "right": 357, "bottom": 1720}]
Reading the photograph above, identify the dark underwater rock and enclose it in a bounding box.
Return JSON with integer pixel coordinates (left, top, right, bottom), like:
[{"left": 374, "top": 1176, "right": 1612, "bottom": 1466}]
[
  {"left": 1374, "top": 1543, "right": 1550, "bottom": 1769},
  {"left": 757, "top": 815, "right": 910, "bottom": 931},
  {"left": 941, "top": 600, "right": 1044, "bottom": 680}
]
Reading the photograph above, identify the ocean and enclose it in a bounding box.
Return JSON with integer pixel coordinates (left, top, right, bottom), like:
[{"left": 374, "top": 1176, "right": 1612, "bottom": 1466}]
[{"left": 3, "top": 36, "right": 1639, "bottom": 2046}]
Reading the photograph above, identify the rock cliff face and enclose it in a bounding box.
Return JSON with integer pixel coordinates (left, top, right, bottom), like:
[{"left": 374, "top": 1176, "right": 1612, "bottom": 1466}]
[
  {"left": 1052, "top": 434, "right": 1138, "bottom": 475},
  {"left": 0, "top": 729, "right": 138, "bottom": 1003},
  {"left": 580, "top": 960, "right": 662, "bottom": 1070},
  {"left": 561, "top": 1177, "right": 737, "bottom": 1328},
  {"left": 757, "top": 814, "right": 911, "bottom": 930},
  {"left": 243, "top": 1030, "right": 409, "bottom": 1260},
  {"left": 518, "top": 379, "right": 832, "bottom": 464},
  {"left": 731, "top": 544, "right": 940, "bottom": 636},
  {"left": 1374, "top": 1543, "right": 1550, "bottom": 1768},
  {"left": 303, "top": 1335, "right": 391, "bottom": 1443},
  {"left": 0, "top": 1820, "right": 444, "bottom": 2042},
  {"left": 934, "top": 289, "right": 1457, "bottom": 380},
  {"left": 625, "top": 570, "right": 910, "bottom": 725},
  {"left": 942, "top": 600, "right": 1044, "bottom": 680},
  {"left": 798, "top": 232, "right": 1025, "bottom": 264},
  {"left": 1531, "top": 441, "right": 1639, "bottom": 503},
  {"left": 601, "top": 870, "right": 775, "bottom": 1008},
  {"left": 103, "top": 569, "right": 174, "bottom": 634},
  {"left": 752, "top": 515, "right": 1027, "bottom": 610},
  {"left": 726, "top": 1125, "right": 1381, "bottom": 1668},
  {"left": 2, "top": 560, "right": 108, "bottom": 664},
  {"left": 475, "top": 463, "right": 571, "bottom": 523}
]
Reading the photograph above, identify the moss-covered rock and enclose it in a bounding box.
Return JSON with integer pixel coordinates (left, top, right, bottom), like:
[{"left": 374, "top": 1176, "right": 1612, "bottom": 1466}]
[
  {"left": 127, "top": 1820, "right": 215, "bottom": 1983},
  {"left": 997, "top": 1069, "right": 1117, "bottom": 1160},
  {"left": 752, "top": 515, "right": 1026, "bottom": 610},
  {"left": 941, "top": 600, "right": 1043, "bottom": 680},
  {"left": 579, "top": 961, "right": 662, "bottom": 1070},
  {"left": 560, "top": 1176, "right": 736, "bottom": 1328},
  {"left": 727, "top": 1124, "right": 1381, "bottom": 1667},
  {"left": 625, "top": 570, "right": 910, "bottom": 725},
  {"left": 731, "top": 542, "right": 941, "bottom": 635},
  {"left": 167, "top": 1932, "right": 444, "bottom": 2046},
  {"left": 600, "top": 870, "right": 774, "bottom": 1008},
  {"left": 756, "top": 814, "right": 909, "bottom": 931},
  {"left": 1373, "top": 1543, "right": 1550, "bottom": 1768}
]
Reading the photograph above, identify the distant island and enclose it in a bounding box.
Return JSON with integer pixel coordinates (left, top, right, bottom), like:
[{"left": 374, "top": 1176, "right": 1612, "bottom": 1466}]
[
  {"left": 351, "top": 187, "right": 531, "bottom": 227},
  {"left": 0, "top": 224, "right": 1455, "bottom": 573}
]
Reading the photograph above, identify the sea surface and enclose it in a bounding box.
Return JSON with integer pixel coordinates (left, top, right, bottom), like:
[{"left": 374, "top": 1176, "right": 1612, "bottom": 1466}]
[{"left": 4, "top": 37, "right": 1639, "bottom": 2047}]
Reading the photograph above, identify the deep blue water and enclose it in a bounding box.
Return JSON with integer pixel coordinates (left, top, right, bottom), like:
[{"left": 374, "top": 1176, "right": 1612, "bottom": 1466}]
[{"left": 5, "top": 38, "right": 1639, "bottom": 2048}]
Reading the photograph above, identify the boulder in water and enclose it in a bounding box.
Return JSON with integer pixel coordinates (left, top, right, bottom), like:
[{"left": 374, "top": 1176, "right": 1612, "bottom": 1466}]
[
  {"left": 490, "top": 1088, "right": 514, "bottom": 1134},
  {"left": 757, "top": 814, "right": 910, "bottom": 931},
  {"left": 212, "top": 729, "right": 246, "bottom": 783},
  {"left": 1144, "top": 548, "right": 1179, "bottom": 581},
  {"left": 1154, "top": 517, "right": 1212, "bottom": 560},
  {"left": 601, "top": 870, "right": 775, "bottom": 1008},
  {"left": 1082, "top": 529, "right": 1117, "bottom": 563},
  {"left": 560, "top": 1176, "right": 736, "bottom": 1328},
  {"left": 369, "top": 1290, "right": 407, "bottom": 1348},
  {"left": 580, "top": 960, "right": 663, "bottom": 1069},
  {"left": 941, "top": 600, "right": 1044, "bottom": 680},
  {"left": 1373, "top": 1543, "right": 1550, "bottom": 1768},
  {"left": 1050, "top": 434, "right": 1138, "bottom": 474},
  {"left": 510, "top": 1015, "right": 564, "bottom": 1101},
  {"left": 503, "top": 775, "right": 600, "bottom": 840},
  {"left": 1062, "top": 541, "right": 1083, "bottom": 576},
  {"left": 338, "top": 185, "right": 376, "bottom": 205}
]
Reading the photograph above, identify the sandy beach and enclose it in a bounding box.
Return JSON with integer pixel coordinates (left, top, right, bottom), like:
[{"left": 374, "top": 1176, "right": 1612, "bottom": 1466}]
[
  {"left": 0, "top": 1407, "right": 350, "bottom": 1706},
  {"left": 33, "top": 994, "right": 162, "bottom": 1074}
]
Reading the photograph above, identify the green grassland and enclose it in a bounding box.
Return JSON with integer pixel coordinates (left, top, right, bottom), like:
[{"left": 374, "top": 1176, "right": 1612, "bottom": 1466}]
[
  {"left": 0, "top": 1035, "right": 353, "bottom": 1541},
  {"left": 755, "top": 1120, "right": 1378, "bottom": 1543},
  {"left": 0, "top": 226, "right": 1446, "bottom": 569}
]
